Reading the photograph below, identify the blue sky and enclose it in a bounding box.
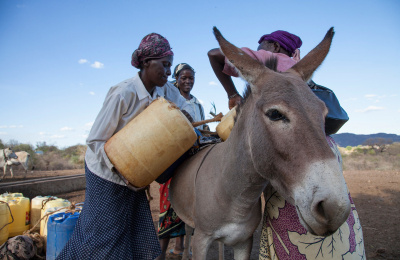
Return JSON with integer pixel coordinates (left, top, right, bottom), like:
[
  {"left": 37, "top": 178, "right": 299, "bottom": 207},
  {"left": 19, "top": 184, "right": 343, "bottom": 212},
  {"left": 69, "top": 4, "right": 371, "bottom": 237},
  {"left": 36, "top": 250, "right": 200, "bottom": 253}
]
[{"left": 0, "top": 0, "right": 399, "bottom": 148}]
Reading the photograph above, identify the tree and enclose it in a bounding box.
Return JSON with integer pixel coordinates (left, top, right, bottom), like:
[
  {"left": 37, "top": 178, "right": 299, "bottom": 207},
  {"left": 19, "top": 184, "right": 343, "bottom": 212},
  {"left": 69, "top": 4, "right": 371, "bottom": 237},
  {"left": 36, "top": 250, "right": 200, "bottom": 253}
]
[
  {"left": 36, "top": 141, "right": 59, "bottom": 153},
  {"left": 363, "top": 138, "right": 393, "bottom": 153}
]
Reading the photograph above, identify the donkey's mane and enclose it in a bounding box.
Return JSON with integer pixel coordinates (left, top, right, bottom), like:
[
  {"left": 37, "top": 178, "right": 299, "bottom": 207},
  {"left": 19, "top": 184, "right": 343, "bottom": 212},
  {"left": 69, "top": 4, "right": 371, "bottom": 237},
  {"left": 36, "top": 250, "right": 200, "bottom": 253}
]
[{"left": 235, "top": 57, "right": 278, "bottom": 122}]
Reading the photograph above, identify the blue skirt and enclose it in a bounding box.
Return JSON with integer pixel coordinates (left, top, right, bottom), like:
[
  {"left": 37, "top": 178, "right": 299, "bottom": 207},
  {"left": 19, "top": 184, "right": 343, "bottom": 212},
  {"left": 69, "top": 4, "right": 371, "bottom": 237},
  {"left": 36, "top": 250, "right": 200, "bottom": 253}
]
[{"left": 56, "top": 164, "right": 161, "bottom": 260}]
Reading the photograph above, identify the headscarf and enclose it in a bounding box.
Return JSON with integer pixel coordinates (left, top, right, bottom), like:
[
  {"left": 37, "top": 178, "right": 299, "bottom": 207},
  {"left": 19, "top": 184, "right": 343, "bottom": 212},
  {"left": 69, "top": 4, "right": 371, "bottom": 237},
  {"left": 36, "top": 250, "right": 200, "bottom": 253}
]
[
  {"left": 131, "top": 33, "right": 174, "bottom": 69},
  {"left": 258, "top": 30, "right": 302, "bottom": 60},
  {"left": 172, "top": 63, "right": 195, "bottom": 79}
]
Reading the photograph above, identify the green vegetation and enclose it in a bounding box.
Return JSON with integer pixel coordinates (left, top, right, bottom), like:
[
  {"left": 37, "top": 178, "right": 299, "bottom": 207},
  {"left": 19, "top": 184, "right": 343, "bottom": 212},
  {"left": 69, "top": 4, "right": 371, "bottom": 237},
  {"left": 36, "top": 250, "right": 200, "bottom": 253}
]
[
  {"left": 2, "top": 138, "right": 399, "bottom": 172},
  {"left": 0, "top": 139, "right": 86, "bottom": 171},
  {"left": 339, "top": 142, "right": 400, "bottom": 171}
]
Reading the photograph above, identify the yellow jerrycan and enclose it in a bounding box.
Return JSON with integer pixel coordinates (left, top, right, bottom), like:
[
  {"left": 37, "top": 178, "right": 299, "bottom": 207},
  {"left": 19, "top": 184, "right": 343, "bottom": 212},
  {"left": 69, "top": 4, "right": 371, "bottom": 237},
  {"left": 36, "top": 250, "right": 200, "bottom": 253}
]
[
  {"left": 7, "top": 196, "right": 30, "bottom": 237},
  {"left": 216, "top": 107, "right": 237, "bottom": 141},
  {"left": 0, "top": 201, "right": 11, "bottom": 244},
  {"left": 40, "top": 199, "right": 70, "bottom": 236},
  {"left": 105, "top": 97, "right": 197, "bottom": 188},
  {"left": 31, "top": 196, "right": 54, "bottom": 232}
]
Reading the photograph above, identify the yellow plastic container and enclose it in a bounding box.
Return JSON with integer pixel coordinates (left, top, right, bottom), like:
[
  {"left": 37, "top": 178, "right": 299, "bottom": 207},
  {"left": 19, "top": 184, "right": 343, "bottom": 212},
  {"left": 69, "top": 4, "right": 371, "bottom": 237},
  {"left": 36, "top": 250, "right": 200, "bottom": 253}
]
[
  {"left": 0, "top": 193, "right": 13, "bottom": 201},
  {"left": 216, "top": 107, "right": 237, "bottom": 141},
  {"left": 0, "top": 201, "right": 10, "bottom": 244},
  {"left": 30, "top": 196, "right": 54, "bottom": 232},
  {"left": 40, "top": 199, "right": 70, "bottom": 236},
  {"left": 105, "top": 97, "right": 197, "bottom": 188},
  {"left": 7, "top": 197, "right": 30, "bottom": 237}
]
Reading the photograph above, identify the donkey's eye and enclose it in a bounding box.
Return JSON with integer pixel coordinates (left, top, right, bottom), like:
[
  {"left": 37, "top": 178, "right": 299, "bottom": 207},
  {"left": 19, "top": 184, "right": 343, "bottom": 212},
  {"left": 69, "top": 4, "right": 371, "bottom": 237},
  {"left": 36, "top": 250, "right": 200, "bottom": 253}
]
[{"left": 266, "top": 109, "right": 287, "bottom": 122}]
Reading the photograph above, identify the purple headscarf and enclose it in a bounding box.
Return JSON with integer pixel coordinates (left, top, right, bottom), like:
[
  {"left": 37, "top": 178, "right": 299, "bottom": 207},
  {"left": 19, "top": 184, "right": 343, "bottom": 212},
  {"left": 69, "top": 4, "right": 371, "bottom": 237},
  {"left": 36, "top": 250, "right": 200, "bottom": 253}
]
[
  {"left": 258, "top": 30, "right": 302, "bottom": 55},
  {"left": 131, "top": 33, "right": 174, "bottom": 69}
]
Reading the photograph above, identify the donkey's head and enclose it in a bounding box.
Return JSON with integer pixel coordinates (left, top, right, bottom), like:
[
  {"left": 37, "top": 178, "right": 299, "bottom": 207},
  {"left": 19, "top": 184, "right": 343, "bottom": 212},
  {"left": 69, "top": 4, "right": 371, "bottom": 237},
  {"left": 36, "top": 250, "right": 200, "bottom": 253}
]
[
  {"left": 3, "top": 148, "right": 18, "bottom": 160},
  {"left": 214, "top": 27, "right": 350, "bottom": 236}
]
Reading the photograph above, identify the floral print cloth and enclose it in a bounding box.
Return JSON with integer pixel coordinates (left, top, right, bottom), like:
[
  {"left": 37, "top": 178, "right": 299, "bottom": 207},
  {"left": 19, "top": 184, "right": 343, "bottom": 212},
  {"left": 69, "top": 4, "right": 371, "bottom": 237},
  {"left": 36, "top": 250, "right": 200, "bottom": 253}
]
[{"left": 259, "top": 136, "right": 366, "bottom": 260}]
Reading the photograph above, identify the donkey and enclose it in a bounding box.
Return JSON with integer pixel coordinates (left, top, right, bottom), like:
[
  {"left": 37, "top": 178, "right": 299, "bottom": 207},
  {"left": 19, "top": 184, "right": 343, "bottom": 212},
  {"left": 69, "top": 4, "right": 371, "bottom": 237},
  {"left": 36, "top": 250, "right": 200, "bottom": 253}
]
[
  {"left": 0, "top": 148, "right": 18, "bottom": 180},
  {"left": 169, "top": 27, "right": 350, "bottom": 260},
  {"left": 4, "top": 151, "right": 32, "bottom": 179}
]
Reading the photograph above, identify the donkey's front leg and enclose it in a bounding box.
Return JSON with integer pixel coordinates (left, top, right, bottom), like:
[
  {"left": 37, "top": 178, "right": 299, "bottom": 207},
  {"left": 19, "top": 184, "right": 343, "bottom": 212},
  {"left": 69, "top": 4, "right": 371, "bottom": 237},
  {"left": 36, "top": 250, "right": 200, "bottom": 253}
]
[
  {"left": 1, "top": 165, "right": 7, "bottom": 180},
  {"left": 232, "top": 236, "right": 253, "bottom": 260},
  {"left": 182, "top": 224, "right": 194, "bottom": 260},
  {"left": 191, "top": 231, "right": 213, "bottom": 260}
]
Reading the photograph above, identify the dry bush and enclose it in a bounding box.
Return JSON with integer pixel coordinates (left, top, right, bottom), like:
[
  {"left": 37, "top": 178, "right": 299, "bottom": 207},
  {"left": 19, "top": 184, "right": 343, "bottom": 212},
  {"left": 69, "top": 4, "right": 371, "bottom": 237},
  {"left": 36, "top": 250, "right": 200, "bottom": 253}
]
[
  {"left": 34, "top": 151, "right": 73, "bottom": 170},
  {"left": 340, "top": 142, "right": 400, "bottom": 171}
]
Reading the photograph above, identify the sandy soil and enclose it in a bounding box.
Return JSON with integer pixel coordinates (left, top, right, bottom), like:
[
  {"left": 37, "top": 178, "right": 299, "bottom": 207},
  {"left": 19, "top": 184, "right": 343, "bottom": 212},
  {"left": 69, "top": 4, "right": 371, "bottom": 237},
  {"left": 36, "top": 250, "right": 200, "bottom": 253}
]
[{"left": 3, "top": 168, "right": 399, "bottom": 259}]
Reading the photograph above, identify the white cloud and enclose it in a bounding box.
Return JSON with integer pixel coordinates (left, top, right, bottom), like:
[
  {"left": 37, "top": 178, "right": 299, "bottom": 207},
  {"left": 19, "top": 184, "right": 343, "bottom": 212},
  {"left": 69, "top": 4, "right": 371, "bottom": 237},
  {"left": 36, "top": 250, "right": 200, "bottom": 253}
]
[
  {"left": 209, "top": 81, "right": 218, "bottom": 86},
  {"left": 91, "top": 61, "right": 104, "bottom": 69},
  {"left": 84, "top": 122, "right": 94, "bottom": 131},
  {"left": 356, "top": 106, "right": 385, "bottom": 113},
  {"left": 60, "top": 127, "right": 73, "bottom": 131},
  {"left": 0, "top": 126, "right": 7, "bottom": 129},
  {"left": 0, "top": 132, "right": 7, "bottom": 135},
  {"left": 89, "top": 91, "right": 95, "bottom": 95},
  {"left": 50, "top": 135, "right": 65, "bottom": 139},
  {"left": 78, "top": 59, "right": 88, "bottom": 64},
  {"left": 82, "top": 134, "right": 88, "bottom": 139},
  {"left": 365, "top": 94, "right": 377, "bottom": 98}
]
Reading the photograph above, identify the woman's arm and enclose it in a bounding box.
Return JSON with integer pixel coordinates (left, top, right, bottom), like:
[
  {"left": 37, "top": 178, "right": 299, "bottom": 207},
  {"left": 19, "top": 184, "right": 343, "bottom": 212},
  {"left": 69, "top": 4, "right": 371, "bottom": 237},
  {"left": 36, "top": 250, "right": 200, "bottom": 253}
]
[
  {"left": 86, "top": 91, "right": 127, "bottom": 171},
  {"left": 208, "top": 48, "right": 242, "bottom": 109}
]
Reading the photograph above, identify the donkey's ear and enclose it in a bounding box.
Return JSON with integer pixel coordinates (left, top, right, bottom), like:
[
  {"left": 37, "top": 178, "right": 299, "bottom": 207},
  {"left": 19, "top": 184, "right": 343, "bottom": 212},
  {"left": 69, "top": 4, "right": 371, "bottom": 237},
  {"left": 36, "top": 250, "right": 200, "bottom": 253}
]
[
  {"left": 213, "top": 27, "right": 273, "bottom": 88},
  {"left": 287, "top": 27, "right": 335, "bottom": 82}
]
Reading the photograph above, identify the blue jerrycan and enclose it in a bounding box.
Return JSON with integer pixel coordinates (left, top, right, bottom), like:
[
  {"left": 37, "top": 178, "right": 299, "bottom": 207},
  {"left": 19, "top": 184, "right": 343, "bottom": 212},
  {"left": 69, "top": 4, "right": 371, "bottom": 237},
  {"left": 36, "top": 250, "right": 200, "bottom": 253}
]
[{"left": 46, "top": 211, "right": 80, "bottom": 260}]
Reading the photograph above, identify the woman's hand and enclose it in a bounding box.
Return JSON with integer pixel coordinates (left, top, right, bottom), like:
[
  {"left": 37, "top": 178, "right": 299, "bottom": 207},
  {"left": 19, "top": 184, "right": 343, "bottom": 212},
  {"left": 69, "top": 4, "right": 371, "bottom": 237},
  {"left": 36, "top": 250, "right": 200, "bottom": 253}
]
[{"left": 229, "top": 94, "right": 242, "bottom": 110}]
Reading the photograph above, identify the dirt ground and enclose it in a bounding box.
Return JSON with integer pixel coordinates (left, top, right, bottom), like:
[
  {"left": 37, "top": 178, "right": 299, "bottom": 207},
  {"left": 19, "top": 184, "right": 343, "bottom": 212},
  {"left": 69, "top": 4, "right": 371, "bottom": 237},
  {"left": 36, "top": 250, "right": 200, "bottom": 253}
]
[{"left": 3, "top": 168, "right": 399, "bottom": 259}]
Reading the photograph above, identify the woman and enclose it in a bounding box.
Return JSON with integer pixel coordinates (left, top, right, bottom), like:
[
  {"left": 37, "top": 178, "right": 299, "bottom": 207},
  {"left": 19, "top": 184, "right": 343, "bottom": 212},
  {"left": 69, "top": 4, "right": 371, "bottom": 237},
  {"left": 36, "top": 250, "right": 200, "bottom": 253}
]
[
  {"left": 56, "top": 33, "right": 195, "bottom": 260},
  {"left": 173, "top": 63, "right": 208, "bottom": 130},
  {"left": 156, "top": 63, "right": 203, "bottom": 260},
  {"left": 208, "top": 30, "right": 365, "bottom": 259}
]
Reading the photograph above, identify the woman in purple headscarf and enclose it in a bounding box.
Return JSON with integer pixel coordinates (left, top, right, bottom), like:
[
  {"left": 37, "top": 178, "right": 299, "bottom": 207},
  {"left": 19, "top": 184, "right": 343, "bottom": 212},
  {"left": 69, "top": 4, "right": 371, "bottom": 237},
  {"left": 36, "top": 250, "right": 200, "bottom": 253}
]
[
  {"left": 56, "top": 33, "right": 195, "bottom": 260},
  {"left": 208, "top": 30, "right": 302, "bottom": 109}
]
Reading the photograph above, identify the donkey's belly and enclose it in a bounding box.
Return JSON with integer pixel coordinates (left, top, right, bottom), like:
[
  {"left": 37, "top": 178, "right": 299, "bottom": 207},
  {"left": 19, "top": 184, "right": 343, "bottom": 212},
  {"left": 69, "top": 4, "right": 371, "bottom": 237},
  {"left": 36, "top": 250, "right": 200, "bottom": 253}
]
[{"left": 169, "top": 147, "right": 214, "bottom": 228}]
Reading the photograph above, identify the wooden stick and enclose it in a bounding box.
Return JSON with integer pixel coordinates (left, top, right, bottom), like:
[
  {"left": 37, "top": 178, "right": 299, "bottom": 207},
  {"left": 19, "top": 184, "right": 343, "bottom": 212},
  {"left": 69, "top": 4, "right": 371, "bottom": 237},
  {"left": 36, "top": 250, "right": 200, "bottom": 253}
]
[{"left": 192, "top": 113, "right": 223, "bottom": 127}]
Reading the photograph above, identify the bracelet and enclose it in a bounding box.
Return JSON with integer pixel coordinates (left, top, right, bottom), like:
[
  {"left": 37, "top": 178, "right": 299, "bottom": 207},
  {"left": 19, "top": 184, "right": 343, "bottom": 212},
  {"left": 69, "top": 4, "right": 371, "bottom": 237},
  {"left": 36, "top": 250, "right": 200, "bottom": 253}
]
[{"left": 228, "top": 93, "right": 239, "bottom": 99}]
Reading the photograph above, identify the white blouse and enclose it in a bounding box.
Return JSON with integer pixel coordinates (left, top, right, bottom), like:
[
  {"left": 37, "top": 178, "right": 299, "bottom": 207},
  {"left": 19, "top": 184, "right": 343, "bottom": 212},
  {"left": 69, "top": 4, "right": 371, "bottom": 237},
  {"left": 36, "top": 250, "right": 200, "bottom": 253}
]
[{"left": 85, "top": 72, "right": 195, "bottom": 186}]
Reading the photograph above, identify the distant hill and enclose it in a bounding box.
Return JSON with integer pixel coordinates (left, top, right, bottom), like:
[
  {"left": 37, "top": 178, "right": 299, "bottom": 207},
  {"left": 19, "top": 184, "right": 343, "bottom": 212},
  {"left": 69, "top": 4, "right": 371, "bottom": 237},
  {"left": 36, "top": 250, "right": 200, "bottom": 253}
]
[{"left": 332, "top": 133, "right": 400, "bottom": 147}]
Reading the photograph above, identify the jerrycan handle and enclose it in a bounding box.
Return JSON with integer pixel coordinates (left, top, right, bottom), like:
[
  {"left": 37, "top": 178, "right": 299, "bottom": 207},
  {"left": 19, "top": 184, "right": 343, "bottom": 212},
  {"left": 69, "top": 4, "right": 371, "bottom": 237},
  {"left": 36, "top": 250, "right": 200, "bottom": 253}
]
[{"left": 0, "top": 201, "right": 14, "bottom": 231}]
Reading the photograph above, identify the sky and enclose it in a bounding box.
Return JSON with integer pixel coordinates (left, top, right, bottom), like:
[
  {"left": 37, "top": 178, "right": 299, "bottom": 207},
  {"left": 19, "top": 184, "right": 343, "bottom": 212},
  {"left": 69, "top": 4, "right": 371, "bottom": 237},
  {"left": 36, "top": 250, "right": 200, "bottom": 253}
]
[{"left": 0, "top": 0, "right": 399, "bottom": 149}]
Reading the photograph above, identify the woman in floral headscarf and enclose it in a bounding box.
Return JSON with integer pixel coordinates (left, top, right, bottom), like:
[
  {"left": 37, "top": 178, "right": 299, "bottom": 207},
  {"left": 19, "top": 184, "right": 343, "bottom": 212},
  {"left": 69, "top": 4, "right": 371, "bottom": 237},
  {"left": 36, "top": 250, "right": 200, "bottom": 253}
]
[{"left": 56, "top": 33, "right": 195, "bottom": 260}]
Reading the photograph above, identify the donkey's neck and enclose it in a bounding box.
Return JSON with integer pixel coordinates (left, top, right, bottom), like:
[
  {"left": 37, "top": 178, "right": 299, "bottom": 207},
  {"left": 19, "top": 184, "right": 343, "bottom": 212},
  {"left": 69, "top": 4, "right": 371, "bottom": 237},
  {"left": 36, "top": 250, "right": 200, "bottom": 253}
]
[{"left": 212, "top": 119, "right": 269, "bottom": 217}]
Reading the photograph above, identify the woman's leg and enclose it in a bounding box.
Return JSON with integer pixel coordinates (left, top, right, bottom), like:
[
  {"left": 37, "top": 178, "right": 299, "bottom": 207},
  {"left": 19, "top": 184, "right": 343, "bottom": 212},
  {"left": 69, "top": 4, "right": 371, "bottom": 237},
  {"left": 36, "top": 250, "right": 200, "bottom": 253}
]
[{"left": 156, "top": 237, "right": 170, "bottom": 260}]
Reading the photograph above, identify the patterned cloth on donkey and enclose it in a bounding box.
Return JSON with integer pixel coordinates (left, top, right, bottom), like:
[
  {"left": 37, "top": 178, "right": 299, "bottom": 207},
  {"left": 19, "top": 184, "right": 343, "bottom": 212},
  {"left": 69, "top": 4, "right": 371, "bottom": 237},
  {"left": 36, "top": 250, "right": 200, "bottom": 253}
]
[
  {"left": 158, "top": 179, "right": 186, "bottom": 239},
  {"left": 259, "top": 136, "right": 365, "bottom": 260}
]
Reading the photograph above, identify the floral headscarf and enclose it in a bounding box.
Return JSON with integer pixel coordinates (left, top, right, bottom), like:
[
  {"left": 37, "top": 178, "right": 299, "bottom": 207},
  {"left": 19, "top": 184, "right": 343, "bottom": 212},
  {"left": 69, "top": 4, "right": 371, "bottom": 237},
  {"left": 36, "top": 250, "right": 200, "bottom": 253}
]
[{"left": 131, "top": 33, "right": 174, "bottom": 69}]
